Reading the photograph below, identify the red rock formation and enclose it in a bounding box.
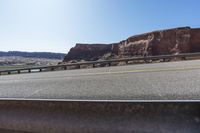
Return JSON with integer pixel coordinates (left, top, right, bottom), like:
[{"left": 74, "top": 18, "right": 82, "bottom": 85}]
[
  {"left": 63, "top": 27, "right": 200, "bottom": 62},
  {"left": 119, "top": 27, "right": 192, "bottom": 57},
  {"left": 191, "top": 28, "right": 200, "bottom": 52},
  {"left": 63, "top": 43, "right": 113, "bottom": 61}
]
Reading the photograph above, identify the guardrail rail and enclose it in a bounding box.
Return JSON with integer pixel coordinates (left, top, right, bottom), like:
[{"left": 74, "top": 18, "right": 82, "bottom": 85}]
[
  {"left": 1, "top": 52, "right": 200, "bottom": 75},
  {"left": 0, "top": 100, "right": 199, "bottom": 132}
]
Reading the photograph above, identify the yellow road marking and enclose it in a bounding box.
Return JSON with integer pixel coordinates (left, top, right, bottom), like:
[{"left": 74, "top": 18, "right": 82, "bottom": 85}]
[
  {"left": 78, "top": 65, "right": 200, "bottom": 77},
  {"left": 127, "top": 66, "right": 200, "bottom": 73},
  {"left": 1, "top": 65, "right": 200, "bottom": 80}
]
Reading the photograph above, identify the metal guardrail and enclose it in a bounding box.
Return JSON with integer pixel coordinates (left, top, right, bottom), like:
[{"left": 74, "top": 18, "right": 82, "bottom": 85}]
[
  {"left": 1, "top": 52, "right": 200, "bottom": 75},
  {"left": 0, "top": 100, "right": 199, "bottom": 132}
]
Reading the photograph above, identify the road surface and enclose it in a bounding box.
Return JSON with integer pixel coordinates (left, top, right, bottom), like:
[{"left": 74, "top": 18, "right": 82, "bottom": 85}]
[{"left": 1, "top": 60, "right": 200, "bottom": 100}]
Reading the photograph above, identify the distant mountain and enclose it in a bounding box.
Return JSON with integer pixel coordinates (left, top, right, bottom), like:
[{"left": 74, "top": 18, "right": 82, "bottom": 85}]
[{"left": 0, "top": 51, "right": 66, "bottom": 60}]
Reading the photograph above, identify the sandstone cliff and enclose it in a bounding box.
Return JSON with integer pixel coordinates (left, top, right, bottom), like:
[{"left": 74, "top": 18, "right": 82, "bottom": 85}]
[{"left": 63, "top": 27, "right": 200, "bottom": 62}]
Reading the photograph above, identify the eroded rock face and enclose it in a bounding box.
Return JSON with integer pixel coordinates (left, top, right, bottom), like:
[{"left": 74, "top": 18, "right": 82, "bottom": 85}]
[
  {"left": 191, "top": 28, "right": 200, "bottom": 52},
  {"left": 63, "top": 44, "right": 114, "bottom": 61},
  {"left": 63, "top": 27, "right": 200, "bottom": 62},
  {"left": 119, "top": 27, "right": 192, "bottom": 57}
]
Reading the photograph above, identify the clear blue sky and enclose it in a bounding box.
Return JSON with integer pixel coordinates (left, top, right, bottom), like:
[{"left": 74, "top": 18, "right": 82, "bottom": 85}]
[{"left": 0, "top": 0, "right": 199, "bottom": 53}]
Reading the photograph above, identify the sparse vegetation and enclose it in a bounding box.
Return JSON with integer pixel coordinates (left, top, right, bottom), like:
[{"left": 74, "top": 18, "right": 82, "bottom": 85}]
[{"left": 0, "top": 56, "right": 61, "bottom": 71}]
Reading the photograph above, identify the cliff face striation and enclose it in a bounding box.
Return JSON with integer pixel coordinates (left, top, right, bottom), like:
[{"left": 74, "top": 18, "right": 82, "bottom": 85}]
[{"left": 63, "top": 27, "right": 200, "bottom": 62}]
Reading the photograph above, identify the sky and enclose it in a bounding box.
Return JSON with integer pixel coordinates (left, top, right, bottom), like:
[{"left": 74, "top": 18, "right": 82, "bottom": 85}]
[{"left": 0, "top": 0, "right": 200, "bottom": 53}]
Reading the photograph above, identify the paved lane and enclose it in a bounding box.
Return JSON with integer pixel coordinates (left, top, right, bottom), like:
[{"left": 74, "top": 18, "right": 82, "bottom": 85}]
[{"left": 1, "top": 60, "right": 200, "bottom": 100}]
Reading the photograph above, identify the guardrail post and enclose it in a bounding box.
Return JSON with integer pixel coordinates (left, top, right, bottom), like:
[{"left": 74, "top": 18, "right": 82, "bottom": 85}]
[
  {"left": 163, "top": 58, "right": 166, "bottom": 62},
  {"left": 181, "top": 57, "right": 186, "bottom": 60},
  {"left": 92, "top": 64, "right": 96, "bottom": 68},
  {"left": 8, "top": 71, "right": 11, "bottom": 75},
  {"left": 28, "top": 69, "right": 31, "bottom": 73},
  {"left": 77, "top": 65, "right": 81, "bottom": 69},
  {"left": 39, "top": 69, "right": 42, "bottom": 72},
  {"left": 17, "top": 70, "right": 20, "bottom": 74},
  {"left": 51, "top": 67, "right": 55, "bottom": 71},
  {"left": 64, "top": 66, "right": 67, "bottom": 70},
  {"left": 108, "top": 63, "right": 111, "bottom": 66}
]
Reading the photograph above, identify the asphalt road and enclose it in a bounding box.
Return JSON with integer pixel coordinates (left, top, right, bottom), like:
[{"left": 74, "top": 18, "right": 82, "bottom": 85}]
[{"left": 1, "top": 60, "right": 200, "bottom": 100}]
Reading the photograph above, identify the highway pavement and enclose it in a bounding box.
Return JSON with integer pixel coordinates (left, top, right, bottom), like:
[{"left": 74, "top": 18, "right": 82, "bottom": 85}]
[{"left": 1, "top": 60, "right": 200, "bottom": 100}]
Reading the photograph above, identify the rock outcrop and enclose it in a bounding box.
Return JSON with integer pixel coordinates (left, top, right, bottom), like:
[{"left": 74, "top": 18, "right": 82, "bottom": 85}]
[
  {"left": 63, "top": 27, "right": 200, "bottom": 62},
  {"left": 64, "top": 43, "right": 114, "bottom": 61}
]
